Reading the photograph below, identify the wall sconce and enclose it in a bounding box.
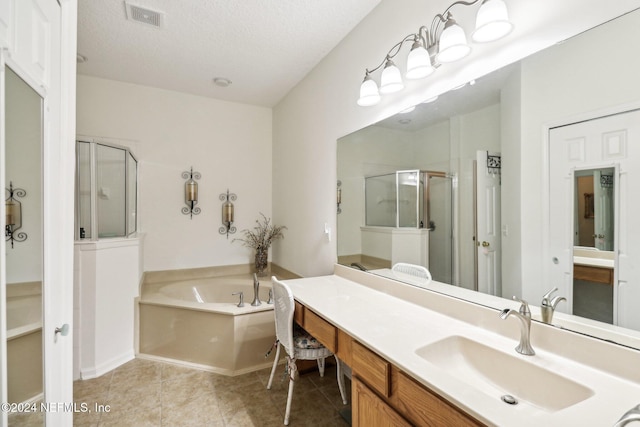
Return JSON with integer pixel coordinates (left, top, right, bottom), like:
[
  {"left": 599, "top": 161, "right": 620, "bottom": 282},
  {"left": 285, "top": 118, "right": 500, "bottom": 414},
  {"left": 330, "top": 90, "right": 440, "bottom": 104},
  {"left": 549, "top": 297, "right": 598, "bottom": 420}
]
[
  {"left": 5, "top": 181, "right": 27, "bottom": 248},
  {"left": 357, "top": 0, "right": 513, "bottom": 106},
  {"left": 181, "top": 167, "right": 201, "bottom": 219},
  {"left": 337, "top": 180, "right": 342, "bottom": 214},
  {"left": 219, "top": 189, "right": 237, "bottom": 238}
]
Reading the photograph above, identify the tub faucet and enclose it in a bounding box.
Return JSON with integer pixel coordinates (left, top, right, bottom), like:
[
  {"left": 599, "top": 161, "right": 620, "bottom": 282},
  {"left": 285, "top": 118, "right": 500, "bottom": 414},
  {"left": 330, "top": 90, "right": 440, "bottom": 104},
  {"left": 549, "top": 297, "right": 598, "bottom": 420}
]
[
  {"left": 500, "top": 297, "right": 535, "bottom": 356},
  {"left": 614, "top": 404, "right": 640, "bottom": 426},
  {"left": 540, "top": 287, "right": 566, "bottom": 324},
  {"left": 251, "top": 273, "right": 262, "bottom": 306}
]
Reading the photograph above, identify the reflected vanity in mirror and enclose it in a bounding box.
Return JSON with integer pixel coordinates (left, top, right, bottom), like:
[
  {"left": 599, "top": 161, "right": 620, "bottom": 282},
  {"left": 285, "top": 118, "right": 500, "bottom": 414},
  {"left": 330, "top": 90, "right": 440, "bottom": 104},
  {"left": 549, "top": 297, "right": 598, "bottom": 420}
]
[
  {"left": 5, "top": 65, "right": 44, "bottom": 416},
  {"left": 337, "top": 8, "right": 640, "bottom": 349}
]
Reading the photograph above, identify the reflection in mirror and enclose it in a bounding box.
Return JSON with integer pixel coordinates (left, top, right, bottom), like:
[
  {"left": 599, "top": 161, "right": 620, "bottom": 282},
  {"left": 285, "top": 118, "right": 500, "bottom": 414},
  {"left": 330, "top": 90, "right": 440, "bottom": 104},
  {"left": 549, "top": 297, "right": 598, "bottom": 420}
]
[
  {"left": 5, "top": 66, "right": 44, "bottom": 418},
  {"left": 337, "top": 8, "right": 640, "bottom": 349},
  {"left": 573, "top": 168, "right": 615, "bottom": 324},
  {"left": 575, "top": 168, "right": 614, "bottom": 250}
]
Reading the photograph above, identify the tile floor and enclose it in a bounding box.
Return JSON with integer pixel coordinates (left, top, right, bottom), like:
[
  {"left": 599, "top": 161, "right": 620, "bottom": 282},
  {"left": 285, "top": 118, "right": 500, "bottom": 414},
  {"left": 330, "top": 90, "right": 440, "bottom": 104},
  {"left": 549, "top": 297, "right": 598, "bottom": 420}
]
[{"left": 10, "top": 358, "right": 351, "bottom": 426}]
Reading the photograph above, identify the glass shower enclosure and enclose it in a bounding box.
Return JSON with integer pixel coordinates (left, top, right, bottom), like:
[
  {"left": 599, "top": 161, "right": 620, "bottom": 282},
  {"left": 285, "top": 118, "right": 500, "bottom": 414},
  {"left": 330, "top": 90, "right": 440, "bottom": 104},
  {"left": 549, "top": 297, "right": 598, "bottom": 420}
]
[
  {"left": 364, "top": 170, "right": 454, "bottom": 283},
  {"left": 75, "top": 140, "right": 138, "bottom": 239}
]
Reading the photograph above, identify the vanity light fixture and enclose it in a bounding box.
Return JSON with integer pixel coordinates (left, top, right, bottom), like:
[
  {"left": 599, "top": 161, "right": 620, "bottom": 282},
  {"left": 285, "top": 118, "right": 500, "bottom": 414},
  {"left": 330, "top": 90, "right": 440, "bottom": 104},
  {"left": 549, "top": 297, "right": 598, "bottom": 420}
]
[
  {"left": 219, "top": 189, "right": 237, "bottom": 238},
  {"left": 182, "top": 167, "right": 201, "bottom": 219},
  {"left": 5, "top": 181, "right": 27, "bottom": 248},
  {"left": 357, "top": 0, "right": 513, "bottom": 107}
]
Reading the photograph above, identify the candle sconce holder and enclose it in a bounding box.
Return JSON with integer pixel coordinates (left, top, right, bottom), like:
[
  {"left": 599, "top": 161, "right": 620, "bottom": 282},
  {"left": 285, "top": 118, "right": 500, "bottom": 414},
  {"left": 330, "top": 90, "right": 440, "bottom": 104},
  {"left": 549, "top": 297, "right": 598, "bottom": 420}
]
[
  {"left": 5, "top": 181, "right": 27, "bottom": 248},
  {"left": 182, "top": 167, "right": 201, "bottom": 219},
  {"left": 219, "top": 189, "right": 237, "bottom": 238}
]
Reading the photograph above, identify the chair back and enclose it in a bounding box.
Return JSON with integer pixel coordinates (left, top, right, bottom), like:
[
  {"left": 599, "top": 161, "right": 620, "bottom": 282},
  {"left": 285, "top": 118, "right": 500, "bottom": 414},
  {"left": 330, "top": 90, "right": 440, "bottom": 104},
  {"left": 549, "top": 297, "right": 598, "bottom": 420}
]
[
  {"left": 391, "top": 262, "right": 432, "bottom": 283},
  {"left": 271, "top": 277, "right": 295, "bottom": 356}
]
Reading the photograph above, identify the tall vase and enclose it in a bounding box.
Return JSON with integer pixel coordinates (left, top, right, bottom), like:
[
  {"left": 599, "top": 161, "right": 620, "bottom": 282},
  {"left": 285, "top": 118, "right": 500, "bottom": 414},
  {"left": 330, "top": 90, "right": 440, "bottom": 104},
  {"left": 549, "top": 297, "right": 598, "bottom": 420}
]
[{"left": 255, "top": 247, "right": 268, "bottom": 277}]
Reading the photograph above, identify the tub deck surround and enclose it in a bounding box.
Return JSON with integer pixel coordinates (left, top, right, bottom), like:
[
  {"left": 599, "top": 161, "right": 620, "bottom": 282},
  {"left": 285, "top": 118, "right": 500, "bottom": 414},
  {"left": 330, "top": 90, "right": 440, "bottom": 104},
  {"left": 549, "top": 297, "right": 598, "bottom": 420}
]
[
  {"left": 283, "top": 266, "right": 640, "bottom": 426},
  {"left": 138, "top": 274, "right": 278, "bottom": 375}
]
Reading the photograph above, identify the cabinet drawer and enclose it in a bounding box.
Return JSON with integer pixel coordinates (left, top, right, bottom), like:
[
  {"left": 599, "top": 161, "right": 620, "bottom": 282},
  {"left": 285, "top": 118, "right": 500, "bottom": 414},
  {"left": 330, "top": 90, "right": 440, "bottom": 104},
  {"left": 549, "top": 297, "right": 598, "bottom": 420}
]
[
  {"left": 395, "top": 371, "right": 484, "bottom": 427},
  {"left": 574, "top": 264, "right": 613, "bottom": 285},
  {"left": 294, "top": 300, "right": 305, "bottom": 326},
  {"left": 304, "top": 309, "right": 337, "bottom": 352},
  {"left": 353, "top": 341, "right": 391, "bottom": 398}
]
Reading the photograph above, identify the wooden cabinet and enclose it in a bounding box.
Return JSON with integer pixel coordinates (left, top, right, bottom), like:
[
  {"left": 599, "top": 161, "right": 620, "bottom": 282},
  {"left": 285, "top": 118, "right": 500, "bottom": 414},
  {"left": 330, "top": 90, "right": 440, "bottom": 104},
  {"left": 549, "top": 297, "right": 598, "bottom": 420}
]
[
  {"left": 353, "top": 377, "right": 411, "bottom": 427},
  {"left": 394, "top": 370, "right": 482, "bottom": 427},
  {"left": 294, "top": 301, "right": 484, "bottom": 426},
  {"left": 352, "top": 341, "right": 391, "bottom": 397},
  {"left": 574, "top": 264, "right": 614, "bottom": 285},
  {"left": 304, "top": 309, "right": 337, "bottom": 352}
]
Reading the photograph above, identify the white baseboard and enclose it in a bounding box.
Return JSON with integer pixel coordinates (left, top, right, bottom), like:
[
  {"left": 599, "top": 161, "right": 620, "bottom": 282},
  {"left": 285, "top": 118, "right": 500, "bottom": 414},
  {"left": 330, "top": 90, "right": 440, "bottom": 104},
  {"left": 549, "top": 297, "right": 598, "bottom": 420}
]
[{"left": 80, "top": 350, "right": 135, "bottom": 379}]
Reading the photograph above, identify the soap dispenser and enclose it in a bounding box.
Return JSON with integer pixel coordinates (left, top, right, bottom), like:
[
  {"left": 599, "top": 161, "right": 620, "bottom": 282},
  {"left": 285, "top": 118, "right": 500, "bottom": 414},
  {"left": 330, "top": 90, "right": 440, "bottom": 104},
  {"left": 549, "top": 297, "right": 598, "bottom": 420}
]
[{"left": 541, "top": 287, "right": 566, "bottom": 324}]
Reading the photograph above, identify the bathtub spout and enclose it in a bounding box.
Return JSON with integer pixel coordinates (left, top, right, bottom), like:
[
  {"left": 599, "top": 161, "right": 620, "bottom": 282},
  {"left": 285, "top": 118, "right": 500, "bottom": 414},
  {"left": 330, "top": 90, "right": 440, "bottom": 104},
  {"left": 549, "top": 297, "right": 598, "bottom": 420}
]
[{"left": 252, "top": 273, "right": 262, "bottom": 306}]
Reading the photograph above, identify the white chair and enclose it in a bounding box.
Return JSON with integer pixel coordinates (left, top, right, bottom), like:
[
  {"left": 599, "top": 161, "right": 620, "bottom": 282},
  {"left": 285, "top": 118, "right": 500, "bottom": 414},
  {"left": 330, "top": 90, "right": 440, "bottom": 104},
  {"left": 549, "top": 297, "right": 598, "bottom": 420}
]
[
  {"left": 267, "top": 276, "right": 348, "bottom": 425},
  {"left": 392, "top": 262, "right": 432, "bottom": 283}
]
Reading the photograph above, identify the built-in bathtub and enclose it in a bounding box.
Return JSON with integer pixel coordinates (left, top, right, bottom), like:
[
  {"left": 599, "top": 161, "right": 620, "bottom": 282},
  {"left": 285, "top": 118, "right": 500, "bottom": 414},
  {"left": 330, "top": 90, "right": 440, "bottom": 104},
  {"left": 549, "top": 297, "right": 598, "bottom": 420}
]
[
  {"left": 138, "top": 274, "right": 276, "bottom": 375},
  {"left": 7, "top": 282, "right": 43, "bottom": 403}
]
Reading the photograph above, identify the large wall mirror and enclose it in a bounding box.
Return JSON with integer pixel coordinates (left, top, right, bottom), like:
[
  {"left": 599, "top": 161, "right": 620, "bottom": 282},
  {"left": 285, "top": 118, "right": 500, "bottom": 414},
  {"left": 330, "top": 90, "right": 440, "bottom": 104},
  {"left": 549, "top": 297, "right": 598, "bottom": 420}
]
[
  {"left": 337, "top": 8, "right": 640, "bottom": 349},
  {"left": 5, "top": 65, "right": 44, "bottom": 424}
]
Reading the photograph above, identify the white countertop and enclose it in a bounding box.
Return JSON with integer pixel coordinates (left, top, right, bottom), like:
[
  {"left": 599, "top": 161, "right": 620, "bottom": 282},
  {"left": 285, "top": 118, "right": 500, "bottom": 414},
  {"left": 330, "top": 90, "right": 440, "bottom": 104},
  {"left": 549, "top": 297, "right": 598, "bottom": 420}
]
[{"left": 283, "top": 268, "right": 640, "bottom": 427}]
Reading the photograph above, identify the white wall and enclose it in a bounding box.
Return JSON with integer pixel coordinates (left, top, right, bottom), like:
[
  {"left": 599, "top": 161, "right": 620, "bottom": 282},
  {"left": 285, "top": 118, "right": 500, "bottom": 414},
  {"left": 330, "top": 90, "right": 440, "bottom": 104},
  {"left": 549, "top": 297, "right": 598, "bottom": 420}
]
[
  {"left": 272, "top": 0, "right": 637, "bottom": 278},
  {"left": 76, "top": 76, "right": 273, "bottom": 272}
]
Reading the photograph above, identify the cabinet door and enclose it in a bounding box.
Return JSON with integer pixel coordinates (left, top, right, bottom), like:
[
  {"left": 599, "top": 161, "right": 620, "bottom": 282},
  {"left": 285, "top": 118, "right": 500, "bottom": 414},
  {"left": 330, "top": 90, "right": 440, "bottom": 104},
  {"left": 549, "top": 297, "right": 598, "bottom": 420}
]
[
  {"left": 352, "top": 377, "right": 411, "bottom": 427},
  {"left": 12, "top": 0, "right": 55, "bottom": 89}
]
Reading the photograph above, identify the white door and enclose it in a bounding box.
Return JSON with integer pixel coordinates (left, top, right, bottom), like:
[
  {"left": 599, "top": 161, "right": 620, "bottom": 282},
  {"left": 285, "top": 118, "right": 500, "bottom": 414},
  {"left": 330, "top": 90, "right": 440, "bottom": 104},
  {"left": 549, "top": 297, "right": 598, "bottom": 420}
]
[
  {"left": 549, "top": 109, "right": 640, "bottom": 328},
  {"left": 476, "top": 151, "right": 502, "bottom": 296},
  {"left": 1, "top": 0, "right": 75, "bottom": 425}
]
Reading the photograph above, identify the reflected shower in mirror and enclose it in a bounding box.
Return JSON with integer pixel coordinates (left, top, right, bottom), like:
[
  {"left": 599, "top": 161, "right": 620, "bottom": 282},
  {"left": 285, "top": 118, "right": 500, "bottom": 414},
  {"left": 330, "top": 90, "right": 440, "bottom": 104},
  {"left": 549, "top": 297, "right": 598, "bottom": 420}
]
[
  {"left": 575, "top": 168, "right": 614, "bottom": 250},
  {"left": 5, "top": 66, "right": 44, "bottom": 413},
  {"left": 337, "top": 8, "right": 640, "bottom": 349}
]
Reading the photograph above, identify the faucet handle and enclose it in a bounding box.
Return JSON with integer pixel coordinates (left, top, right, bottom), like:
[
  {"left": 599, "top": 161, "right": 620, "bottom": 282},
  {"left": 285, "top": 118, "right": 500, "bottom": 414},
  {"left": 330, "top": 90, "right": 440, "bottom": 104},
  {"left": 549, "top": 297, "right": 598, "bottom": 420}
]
[
  {"left": 512, "top": 296, "right": 531, "bottom": 317},
  {"left": 541, "top": 287, "right": 559, "bottom": 306},
  {"left": 232, "top": 292, "right": 245, "bottom": 307}
]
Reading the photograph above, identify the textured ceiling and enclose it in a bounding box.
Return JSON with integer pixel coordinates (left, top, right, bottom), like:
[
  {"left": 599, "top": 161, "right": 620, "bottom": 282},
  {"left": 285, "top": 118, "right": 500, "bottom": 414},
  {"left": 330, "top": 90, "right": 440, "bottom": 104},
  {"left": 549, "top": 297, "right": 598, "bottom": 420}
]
[{"left": 77, "top": 0, "right": 381, "bottom": 107}]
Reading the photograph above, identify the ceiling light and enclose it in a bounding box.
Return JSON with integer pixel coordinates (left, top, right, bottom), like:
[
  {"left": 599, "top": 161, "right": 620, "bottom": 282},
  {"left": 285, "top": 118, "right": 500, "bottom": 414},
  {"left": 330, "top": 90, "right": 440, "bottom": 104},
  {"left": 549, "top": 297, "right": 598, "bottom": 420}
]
[
  {"left": 436, "top": 14, "right": 471, "bottom": 63},
  {"left": 357, "top": 0, "right": 513, "bottom": 106},
  {"left": 399, "top": 106, "right": 416, "bottom": 114},
  {"left": 379, "top": 59, "right": 404, "bottom": 94},
  {"left": 422, "top": 96, "right": 439, "bottom": 104},
  {"left": 213, "top": 77, "right": 232, "bottom": 87},
  {"left": 472, "top": 0, "right": 513, "bottom": 43},
  {"left": 406, "top": 39, "right": 434, "bottom": 80},
  {"left": 357, "top": 74, "right": 381, "bottom": 106}
]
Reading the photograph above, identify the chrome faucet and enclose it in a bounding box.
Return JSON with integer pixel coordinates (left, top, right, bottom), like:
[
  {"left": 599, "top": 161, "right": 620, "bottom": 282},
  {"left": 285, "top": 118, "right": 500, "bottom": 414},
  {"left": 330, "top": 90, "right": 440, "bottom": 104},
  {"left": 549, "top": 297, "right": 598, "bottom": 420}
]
[
  {"left": 500, "top": 297, "right": 535, "bottom": 356},
  {"left": 540, "top": 287, "right": 566, "bottom": 324},
  {"left": 614, "top": 404, "right": 640, "bottom": 426},
  {"left": 251, "top": 273, "right": 262, "bottom": 306}
]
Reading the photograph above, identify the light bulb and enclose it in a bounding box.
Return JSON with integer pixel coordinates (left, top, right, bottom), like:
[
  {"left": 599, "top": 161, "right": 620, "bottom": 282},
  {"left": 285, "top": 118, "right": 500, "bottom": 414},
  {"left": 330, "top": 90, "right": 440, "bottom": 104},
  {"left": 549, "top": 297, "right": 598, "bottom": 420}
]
[
  {"left": 380, "top": 60, "right": 404, "bottom": 94},
  {"left": 406, "top": 41, "right": 434, "bottom": 80},
  {"left": 436, "top": 17, "right": 471, "bottom": 63},
  {"left": 357, "top": 75, "right": 381, "bottom": 106},
  {"left": 472, "top": 0, "right": 513, "bottom": 43}
]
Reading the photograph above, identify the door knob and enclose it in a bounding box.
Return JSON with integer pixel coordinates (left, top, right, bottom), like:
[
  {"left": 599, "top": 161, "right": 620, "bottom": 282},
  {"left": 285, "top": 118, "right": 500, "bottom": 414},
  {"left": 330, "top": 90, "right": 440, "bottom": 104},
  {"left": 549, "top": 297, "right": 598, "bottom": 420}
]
[
  {"left": 481, "top": 241, "right": 490, "bottom": 247},
  {"left": 55, "top": 324, "right": 69, "bottom": 337}
]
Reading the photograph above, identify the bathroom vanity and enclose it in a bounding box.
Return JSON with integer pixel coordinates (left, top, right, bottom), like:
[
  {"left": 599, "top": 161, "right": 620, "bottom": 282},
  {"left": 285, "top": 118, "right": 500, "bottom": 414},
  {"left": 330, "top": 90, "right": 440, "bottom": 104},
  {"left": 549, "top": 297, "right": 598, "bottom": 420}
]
[{"left": 284, "top": 264, "right": 640, "bottom": 426}]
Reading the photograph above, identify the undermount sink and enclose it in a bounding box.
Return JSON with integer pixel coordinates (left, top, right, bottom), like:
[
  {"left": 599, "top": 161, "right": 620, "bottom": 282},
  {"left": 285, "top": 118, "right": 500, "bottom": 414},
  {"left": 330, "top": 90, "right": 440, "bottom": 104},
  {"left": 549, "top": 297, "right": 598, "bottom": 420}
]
[{"left": 415, "top": 336, "right": 594, "bottom": 412}]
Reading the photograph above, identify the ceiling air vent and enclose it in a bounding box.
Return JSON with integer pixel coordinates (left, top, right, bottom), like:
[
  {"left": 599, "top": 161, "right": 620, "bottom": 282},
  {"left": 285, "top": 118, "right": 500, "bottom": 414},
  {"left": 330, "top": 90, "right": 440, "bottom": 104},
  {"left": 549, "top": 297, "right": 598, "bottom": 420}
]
[{"left": 125, "top": 2, "right": 164, "bottom": 29}]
